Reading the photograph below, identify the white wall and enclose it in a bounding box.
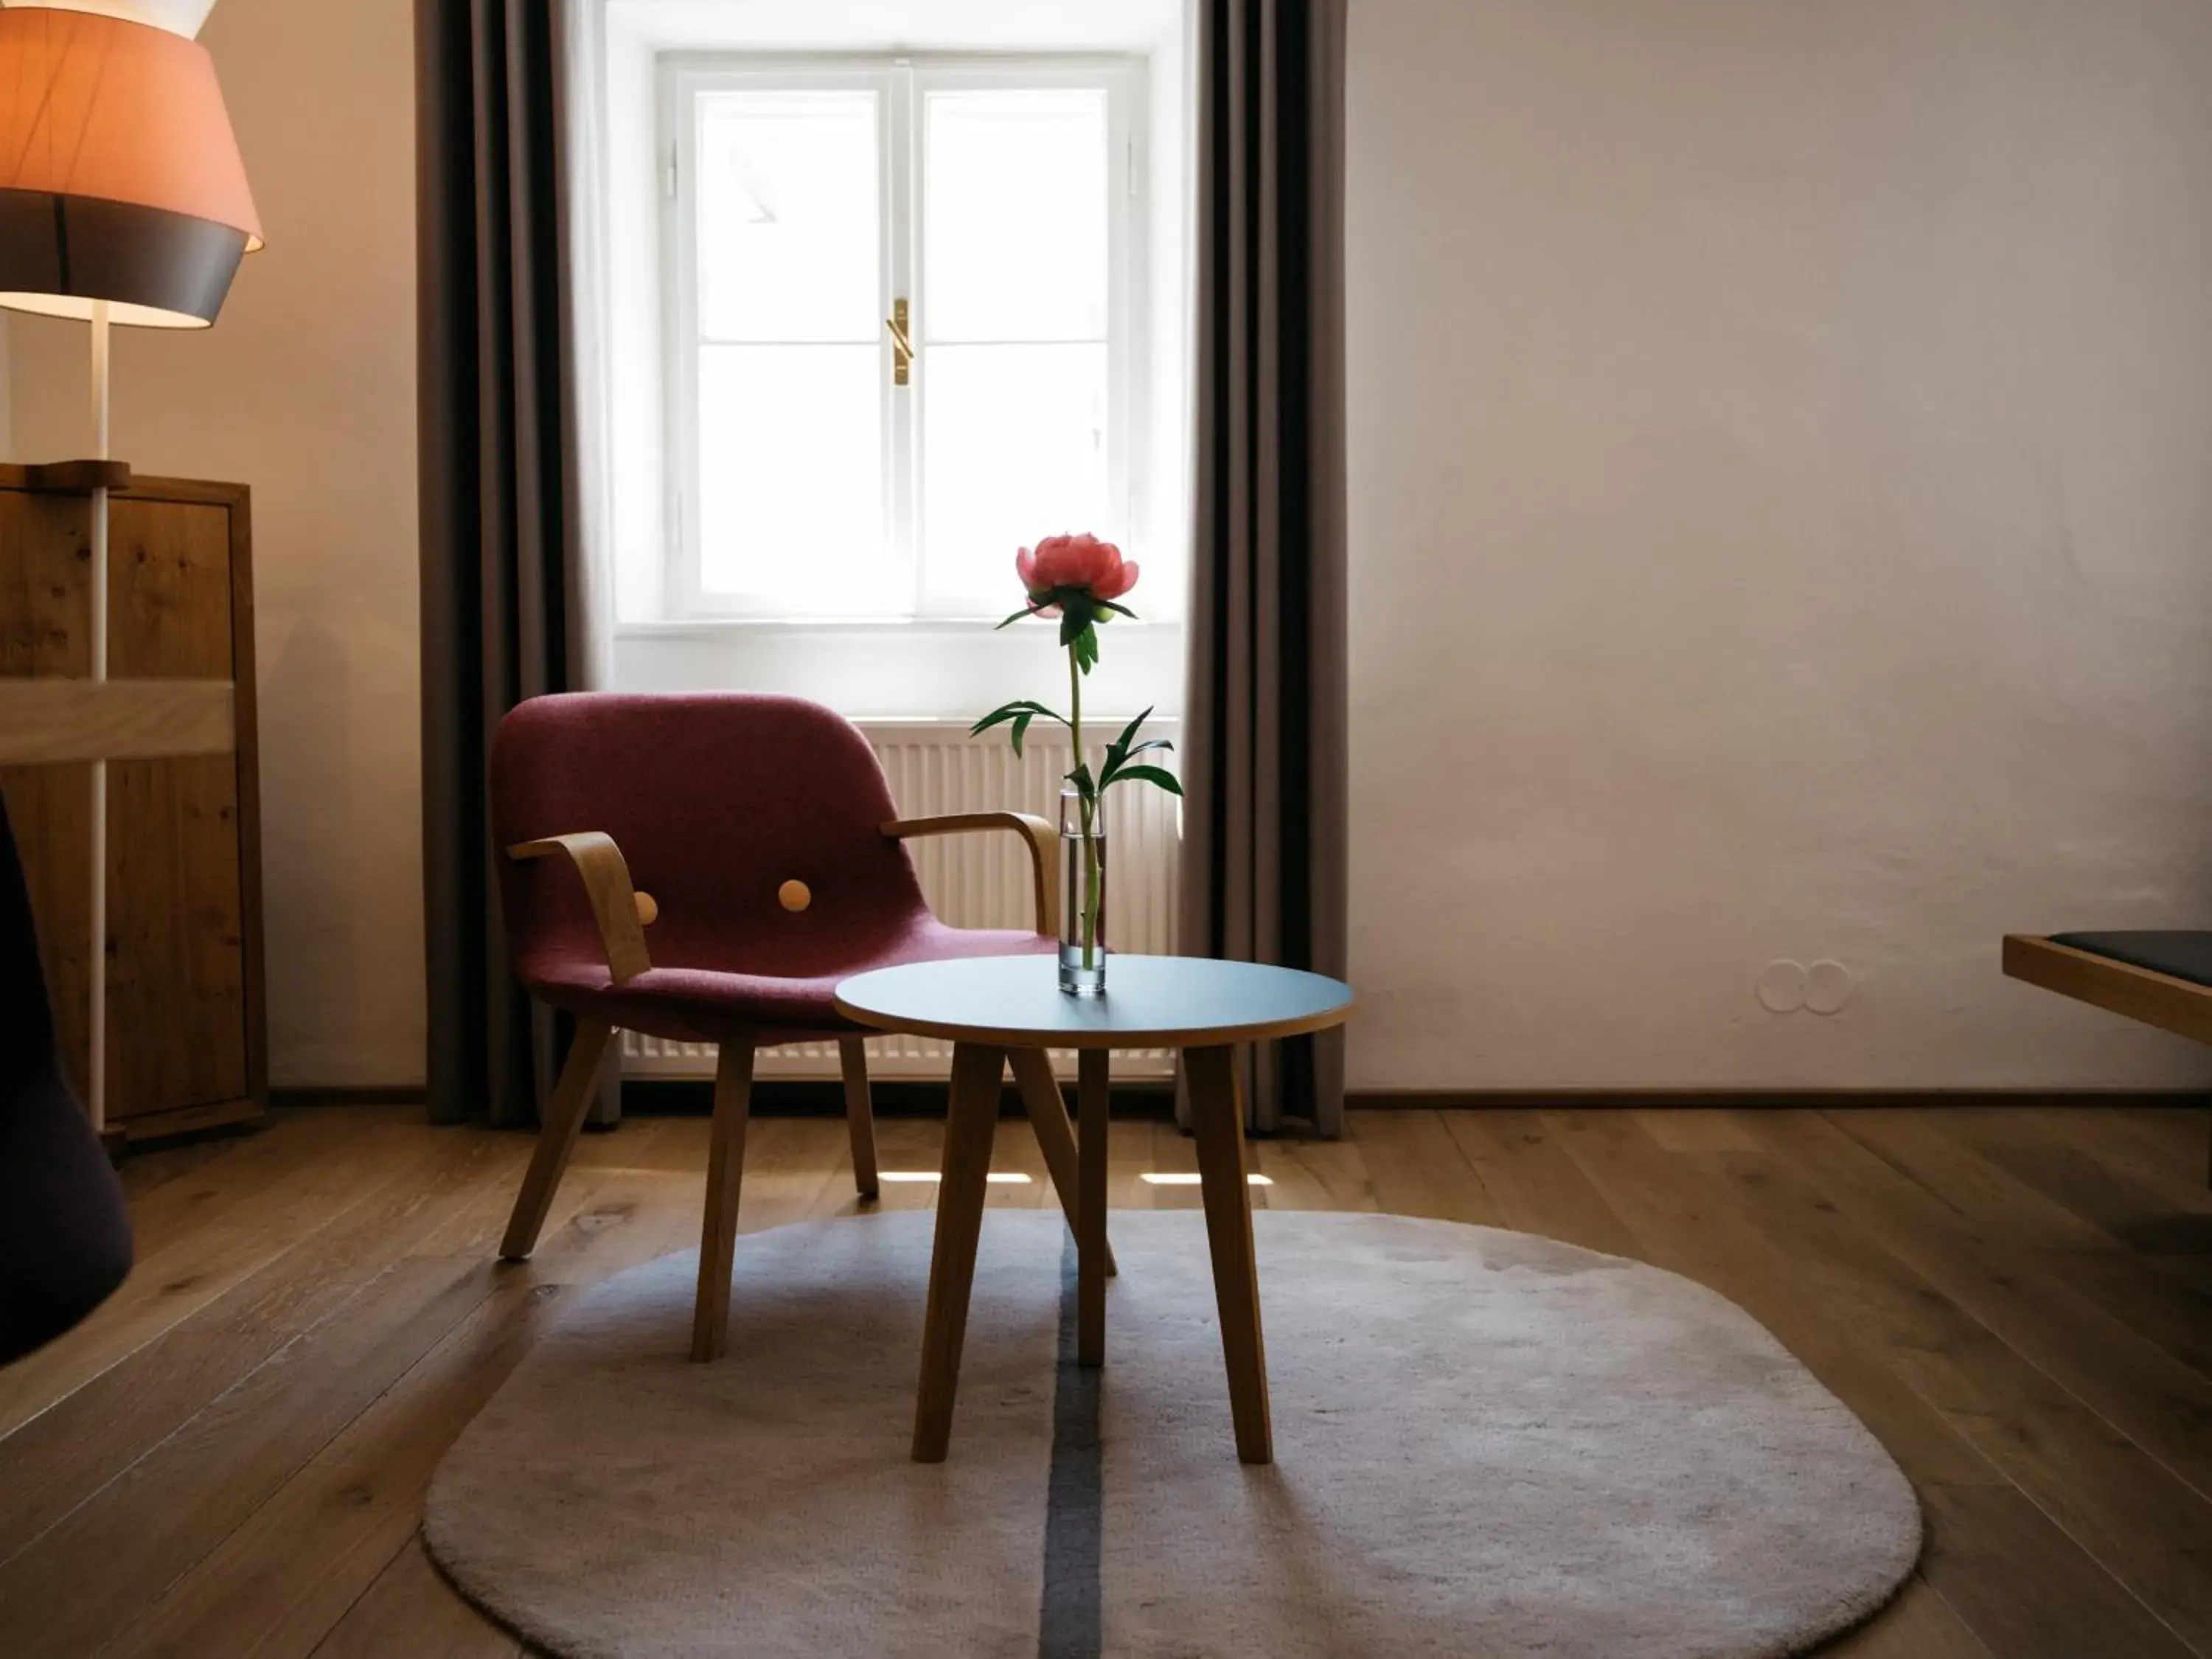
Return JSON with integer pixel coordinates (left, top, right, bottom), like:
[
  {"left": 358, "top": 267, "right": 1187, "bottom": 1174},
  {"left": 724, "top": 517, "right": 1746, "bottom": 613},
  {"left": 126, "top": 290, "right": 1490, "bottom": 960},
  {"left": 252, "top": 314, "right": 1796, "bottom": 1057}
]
[
  {"left": 13, "top": 0, "right": 2208, "bottom": 1095},
  {"left": 9, "top": 0, "right": 422, "bottom": 1087},
  {"left": 1347, "top": 0, "right": 2212, "bottom": 1090}
]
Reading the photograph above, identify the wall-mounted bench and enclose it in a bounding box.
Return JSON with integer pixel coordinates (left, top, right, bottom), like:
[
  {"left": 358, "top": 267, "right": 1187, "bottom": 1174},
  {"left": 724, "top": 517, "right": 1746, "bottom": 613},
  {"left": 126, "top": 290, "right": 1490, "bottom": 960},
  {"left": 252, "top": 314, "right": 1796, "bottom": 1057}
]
[{"left": 2003, "top": 932, "right": 2212, "bottom": 1182}]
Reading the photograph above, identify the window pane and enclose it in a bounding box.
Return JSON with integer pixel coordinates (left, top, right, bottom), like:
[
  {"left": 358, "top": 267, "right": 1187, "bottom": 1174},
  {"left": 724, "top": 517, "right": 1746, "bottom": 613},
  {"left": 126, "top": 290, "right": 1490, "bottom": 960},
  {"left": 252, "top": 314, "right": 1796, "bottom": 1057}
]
[
  {"left": 698, "top": 344, "right": 891, "bottom": 607},
  {"left": 924, "top": 89, "right": 1108, "bottom": 344},
  {"left": 922, "top": 343, "right": 1110, "bottom": 605},
  {"left": 698, "top": 90, "right": 879, "bottom": 343}
]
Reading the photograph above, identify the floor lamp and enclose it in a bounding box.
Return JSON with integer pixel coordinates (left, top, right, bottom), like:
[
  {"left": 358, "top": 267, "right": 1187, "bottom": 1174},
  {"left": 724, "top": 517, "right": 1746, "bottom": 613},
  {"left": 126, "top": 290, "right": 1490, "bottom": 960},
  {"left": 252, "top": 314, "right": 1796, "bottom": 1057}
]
[{"left": 0, "top": 1, "right": 260, "bottom": 1130}]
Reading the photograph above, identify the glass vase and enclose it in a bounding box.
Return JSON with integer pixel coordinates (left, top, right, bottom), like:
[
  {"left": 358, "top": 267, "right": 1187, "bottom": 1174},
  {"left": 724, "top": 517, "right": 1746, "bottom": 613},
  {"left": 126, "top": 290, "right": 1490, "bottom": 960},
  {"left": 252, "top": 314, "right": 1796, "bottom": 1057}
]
[{"left": 1059, "top": 785, "right": 1107, "bottom": 996}]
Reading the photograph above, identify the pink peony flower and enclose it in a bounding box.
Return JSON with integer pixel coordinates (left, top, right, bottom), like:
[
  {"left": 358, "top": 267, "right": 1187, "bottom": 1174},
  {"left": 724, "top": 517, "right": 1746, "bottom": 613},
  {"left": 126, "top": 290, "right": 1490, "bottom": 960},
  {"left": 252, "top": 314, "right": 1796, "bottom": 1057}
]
[{"left": 1015, "top": 534, "right": 1140, "bottom": 610}]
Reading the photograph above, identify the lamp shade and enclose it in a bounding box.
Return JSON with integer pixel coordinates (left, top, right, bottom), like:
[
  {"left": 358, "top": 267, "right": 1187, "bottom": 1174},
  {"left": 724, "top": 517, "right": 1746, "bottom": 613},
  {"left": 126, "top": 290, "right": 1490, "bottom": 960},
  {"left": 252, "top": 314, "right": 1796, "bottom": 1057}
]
[
  {"left": 1, "top": 2, "right": 220, "bottom": 38},
  {"left": 0, "top": 6, "right": 260, "bottom": 327}
]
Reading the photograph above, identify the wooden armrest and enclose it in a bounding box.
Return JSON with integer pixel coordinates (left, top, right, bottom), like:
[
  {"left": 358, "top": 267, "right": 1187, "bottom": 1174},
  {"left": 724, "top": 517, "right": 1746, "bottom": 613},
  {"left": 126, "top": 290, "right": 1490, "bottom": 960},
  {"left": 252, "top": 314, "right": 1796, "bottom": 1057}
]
[
  {"left": 507, "top": 832, "right": 657, "bottom": 984},
  {"left": 882, "top": 812, "right": 1059, "bottom": 936}
]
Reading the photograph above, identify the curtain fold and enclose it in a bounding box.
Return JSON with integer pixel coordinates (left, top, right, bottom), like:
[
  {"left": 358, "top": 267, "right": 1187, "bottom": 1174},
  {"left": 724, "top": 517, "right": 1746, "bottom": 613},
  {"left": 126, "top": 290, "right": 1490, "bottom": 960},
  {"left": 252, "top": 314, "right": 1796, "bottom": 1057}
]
[
  {"left": 417, "top": 0, "right": 597, "bottom": 1126},
  {"left": 1180, "top": 0, "right": 1350, "bottom": 1136}
]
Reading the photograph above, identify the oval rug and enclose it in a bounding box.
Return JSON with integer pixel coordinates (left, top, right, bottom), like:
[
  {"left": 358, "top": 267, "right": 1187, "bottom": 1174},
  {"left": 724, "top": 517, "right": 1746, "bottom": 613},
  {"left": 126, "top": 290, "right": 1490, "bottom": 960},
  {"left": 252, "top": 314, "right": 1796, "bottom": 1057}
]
[{"left": 425, "top": 1210, "right": 1919, "bottom": 1658}]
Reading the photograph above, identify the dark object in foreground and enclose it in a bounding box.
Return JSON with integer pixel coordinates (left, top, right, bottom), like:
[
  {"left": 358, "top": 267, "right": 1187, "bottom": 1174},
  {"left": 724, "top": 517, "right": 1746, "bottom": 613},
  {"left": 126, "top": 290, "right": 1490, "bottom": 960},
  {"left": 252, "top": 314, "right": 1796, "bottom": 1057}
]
[{"left": 0, "top": 796, "right": 133, "bottom": 1365}]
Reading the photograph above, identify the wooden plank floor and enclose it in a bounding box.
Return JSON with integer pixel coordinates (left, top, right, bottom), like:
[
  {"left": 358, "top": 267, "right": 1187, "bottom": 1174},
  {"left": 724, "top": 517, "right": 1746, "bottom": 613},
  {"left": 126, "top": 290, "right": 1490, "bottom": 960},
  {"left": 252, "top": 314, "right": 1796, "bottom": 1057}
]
[{"left": 0, "top": 1101, "right": 2207, "bottom": 1657}]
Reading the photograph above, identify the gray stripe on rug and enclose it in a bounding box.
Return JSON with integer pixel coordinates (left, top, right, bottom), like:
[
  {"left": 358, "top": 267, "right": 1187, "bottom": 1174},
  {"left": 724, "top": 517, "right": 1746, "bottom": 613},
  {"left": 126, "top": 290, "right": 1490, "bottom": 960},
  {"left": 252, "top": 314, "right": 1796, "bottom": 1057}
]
[{"left": 1039, "top": 1232, "right": 1103, "bottom": 1658}]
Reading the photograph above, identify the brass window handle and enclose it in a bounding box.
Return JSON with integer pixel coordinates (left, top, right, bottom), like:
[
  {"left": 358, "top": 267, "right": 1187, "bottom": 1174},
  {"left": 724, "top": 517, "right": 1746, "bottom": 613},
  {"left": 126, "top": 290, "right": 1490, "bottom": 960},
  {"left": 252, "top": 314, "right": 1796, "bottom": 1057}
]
[{"left": 886, "top": 299, "right": 914, "bottom": 385}]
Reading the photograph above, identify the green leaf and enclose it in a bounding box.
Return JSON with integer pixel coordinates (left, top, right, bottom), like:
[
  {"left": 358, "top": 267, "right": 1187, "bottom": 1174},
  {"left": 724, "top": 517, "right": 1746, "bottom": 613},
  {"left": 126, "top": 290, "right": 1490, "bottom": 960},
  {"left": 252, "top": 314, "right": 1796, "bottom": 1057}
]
[
  {"left": 1112, "top": 706, "right": 1154, "bottom": 756},
  {"left": 969, "top": 698, "right": 1063, "bottom": 737},
  {"left": 1094, "top": 707, "right": 1151, "bottom": 788},
  {"left": 997, "top": 602, "right": 1048, "bottom": 630},
  {"left": 1075, "top": 623, "right": 1101, "bottom": 674},
  {"left": 1108, "top": 764, "right": 1183, "bottom": 797},
  {"left": 1066, "top": 761, "right": 1098, "bottom": 801},
  {"left": 1010, "top": 709, "right": 1034, "bottom": 758},
  {"left": 1104, "top": 738, "right": 1175, "bottom": 785},
  {"left": 1096, "top": 599, "right": 1138, "bottom": 621}
]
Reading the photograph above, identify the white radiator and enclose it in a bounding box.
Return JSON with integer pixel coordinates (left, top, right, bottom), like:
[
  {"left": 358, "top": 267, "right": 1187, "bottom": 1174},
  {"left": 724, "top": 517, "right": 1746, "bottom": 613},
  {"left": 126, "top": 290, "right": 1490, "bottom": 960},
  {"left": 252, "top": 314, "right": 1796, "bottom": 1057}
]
[{"left": 620, "top": 717, "right": 1183, "bottom": 1080}]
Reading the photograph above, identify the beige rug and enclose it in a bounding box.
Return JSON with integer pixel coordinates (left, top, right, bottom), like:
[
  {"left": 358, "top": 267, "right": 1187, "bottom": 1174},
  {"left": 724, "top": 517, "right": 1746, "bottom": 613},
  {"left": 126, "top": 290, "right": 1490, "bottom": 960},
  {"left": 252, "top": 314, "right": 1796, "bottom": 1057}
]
[{"left": 425, "top": 1210, "right": 1919, "bottom": 1658}]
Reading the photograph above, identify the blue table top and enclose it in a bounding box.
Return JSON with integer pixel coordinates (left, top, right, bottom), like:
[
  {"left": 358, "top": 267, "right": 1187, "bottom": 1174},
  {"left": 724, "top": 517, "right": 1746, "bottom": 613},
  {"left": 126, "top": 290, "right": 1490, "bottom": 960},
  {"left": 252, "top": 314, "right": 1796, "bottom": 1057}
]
[{"left": 835, "top": 953, "right": 1354, "bottom": 1050}]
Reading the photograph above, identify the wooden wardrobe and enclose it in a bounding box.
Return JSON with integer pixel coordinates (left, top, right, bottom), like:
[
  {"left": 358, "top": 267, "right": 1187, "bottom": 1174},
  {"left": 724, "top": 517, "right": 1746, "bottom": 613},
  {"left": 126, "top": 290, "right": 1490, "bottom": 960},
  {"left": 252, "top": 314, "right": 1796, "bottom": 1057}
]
[{"left": 0, "top": 466, "right": 267, "bottom": 1140}]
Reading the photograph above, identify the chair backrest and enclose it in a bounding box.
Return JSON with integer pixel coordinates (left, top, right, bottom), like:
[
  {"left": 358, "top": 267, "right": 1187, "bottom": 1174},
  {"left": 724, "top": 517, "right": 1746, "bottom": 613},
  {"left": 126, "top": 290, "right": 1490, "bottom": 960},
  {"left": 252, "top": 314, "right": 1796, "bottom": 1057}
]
[{"left": 491, "top": 692, "right": 933, "bottom": 983}]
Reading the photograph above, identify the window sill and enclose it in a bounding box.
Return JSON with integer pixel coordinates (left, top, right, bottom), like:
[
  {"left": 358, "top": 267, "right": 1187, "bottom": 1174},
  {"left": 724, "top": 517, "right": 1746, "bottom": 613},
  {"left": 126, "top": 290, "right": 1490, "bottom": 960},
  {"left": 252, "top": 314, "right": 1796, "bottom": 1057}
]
[
  {"left": 611, "top": 611, "right": 1186, "bottom": 721},
  {"left": 614, "top": 615, "right": 1184, "bottom": 640}
]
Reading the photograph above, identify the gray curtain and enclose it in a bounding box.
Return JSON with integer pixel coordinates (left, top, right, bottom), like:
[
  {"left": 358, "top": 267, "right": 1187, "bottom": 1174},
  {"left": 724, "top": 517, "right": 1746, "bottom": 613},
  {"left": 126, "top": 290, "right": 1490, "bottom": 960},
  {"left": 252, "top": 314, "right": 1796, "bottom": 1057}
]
[
  {"left": 1180, "top": 0, "right": 1351, "bottom": 1136},
  {"left": 416, "top": 0, "right": 605, "bottom": 1127}
]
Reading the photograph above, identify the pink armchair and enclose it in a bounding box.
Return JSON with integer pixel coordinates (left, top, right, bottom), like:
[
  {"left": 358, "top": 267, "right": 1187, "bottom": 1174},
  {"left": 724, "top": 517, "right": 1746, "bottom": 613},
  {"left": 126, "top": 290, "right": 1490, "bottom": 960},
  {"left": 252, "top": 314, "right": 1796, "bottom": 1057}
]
[{"left": 490, "top": 692, "right": 1099, "bottom": 1360}]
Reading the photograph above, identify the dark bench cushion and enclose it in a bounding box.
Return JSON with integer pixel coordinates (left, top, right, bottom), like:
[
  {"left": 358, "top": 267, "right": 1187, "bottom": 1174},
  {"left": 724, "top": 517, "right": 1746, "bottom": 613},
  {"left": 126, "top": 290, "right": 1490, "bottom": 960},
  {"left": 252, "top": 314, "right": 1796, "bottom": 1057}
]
[{"left": 2051, "top": 931, "right": 2212, "bottom": 990}]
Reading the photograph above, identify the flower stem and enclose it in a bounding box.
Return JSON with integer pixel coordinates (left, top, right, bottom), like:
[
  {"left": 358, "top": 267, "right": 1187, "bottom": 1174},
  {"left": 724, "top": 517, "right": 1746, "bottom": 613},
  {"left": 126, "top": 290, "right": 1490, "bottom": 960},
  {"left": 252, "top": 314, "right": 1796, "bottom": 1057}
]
[{"left": 1069, "top": 641, "right": 1099, "bottom": 971}]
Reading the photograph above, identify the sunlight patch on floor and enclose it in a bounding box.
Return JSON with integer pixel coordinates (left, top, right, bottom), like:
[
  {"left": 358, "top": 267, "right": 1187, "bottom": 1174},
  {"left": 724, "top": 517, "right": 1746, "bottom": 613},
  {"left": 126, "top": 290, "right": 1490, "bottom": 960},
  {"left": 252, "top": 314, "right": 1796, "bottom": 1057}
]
[{"left": 877, "top": 1170, "right": 1034, "bottom": 1185}]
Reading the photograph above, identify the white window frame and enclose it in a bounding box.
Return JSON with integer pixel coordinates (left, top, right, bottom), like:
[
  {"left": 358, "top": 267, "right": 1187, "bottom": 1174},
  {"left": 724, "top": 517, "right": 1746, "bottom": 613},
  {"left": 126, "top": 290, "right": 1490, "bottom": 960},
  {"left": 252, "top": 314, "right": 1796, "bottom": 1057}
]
[{"left": 658, "top": 52, "right": 1150, "bottom": 625}]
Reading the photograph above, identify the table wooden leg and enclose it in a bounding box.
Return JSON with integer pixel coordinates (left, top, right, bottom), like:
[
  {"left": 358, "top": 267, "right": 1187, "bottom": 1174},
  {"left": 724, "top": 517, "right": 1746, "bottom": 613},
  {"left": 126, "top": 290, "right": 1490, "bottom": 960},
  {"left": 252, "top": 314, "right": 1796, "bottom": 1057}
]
[
  {"left": 912, "top": 1040, "right": 1006, "bottom": 1463},
  {"left": 1185, "top": 1044, "right": 1273, "bottom": 1464},
  {"left": 1009, "top": 1046, "right": 1117, "bottom": 1278},
  {"left": 1077, "top": 1047, "right": 1110, "bottom": 1367}
]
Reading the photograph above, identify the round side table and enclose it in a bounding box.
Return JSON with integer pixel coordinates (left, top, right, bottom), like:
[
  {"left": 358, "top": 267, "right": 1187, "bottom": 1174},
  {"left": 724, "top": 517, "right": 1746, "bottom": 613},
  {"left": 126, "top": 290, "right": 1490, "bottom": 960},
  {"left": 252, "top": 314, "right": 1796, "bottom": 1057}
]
[{"left": 835, "top": 953, "right": 1354, "bottom": 1466}]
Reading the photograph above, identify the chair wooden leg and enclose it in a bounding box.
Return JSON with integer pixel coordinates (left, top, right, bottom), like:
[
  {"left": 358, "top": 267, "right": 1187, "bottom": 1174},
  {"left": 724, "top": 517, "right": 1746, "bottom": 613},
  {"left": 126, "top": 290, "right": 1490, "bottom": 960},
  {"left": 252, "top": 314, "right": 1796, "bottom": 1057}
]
[
  {"left": 1007, "top": 1046, "right": 1116, "bottom": 1277},
  {"left": 690, "top": 1039, "right": 757, "bottom": 1363},
  {"left": 498, "top": 1018, "right": 614, "bottom": 1262},
  {"left": 912, "top": 1041, "right": 1006, "bottom": 1462},
  {"left": 1185, "top": 1044, "right": 1273, "bottom": 1464},
  {"left": 1077, "top": 1047, "right": 1110, "bottom": 1368},
  {"left": 838, "top": 1037, "right": 880, "bottom": 1200}
]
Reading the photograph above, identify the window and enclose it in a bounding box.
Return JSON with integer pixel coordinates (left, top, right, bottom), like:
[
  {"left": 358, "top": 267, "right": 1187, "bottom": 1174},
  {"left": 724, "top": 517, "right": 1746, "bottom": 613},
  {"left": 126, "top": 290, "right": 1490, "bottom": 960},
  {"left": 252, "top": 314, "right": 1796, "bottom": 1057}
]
[{"left": 661, "top": 57, "right": 1147, "bottom": 622}]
